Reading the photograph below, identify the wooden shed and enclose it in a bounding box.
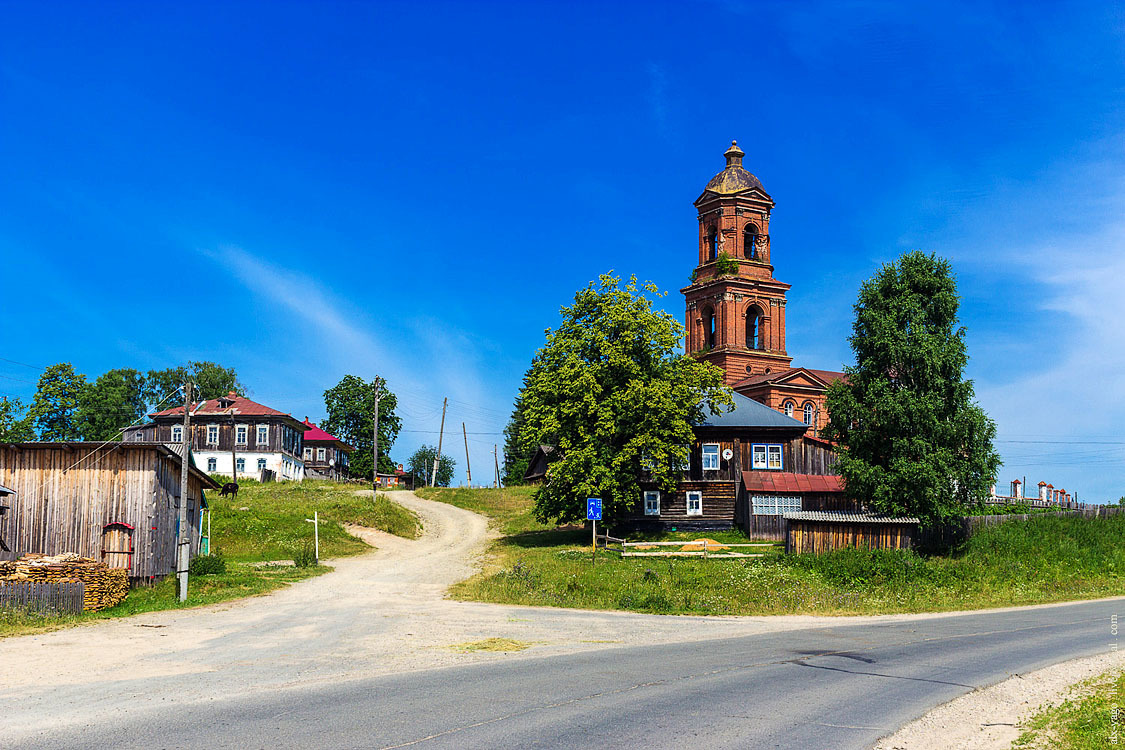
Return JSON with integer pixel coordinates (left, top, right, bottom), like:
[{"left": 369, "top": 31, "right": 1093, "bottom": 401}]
[
  {"left": 783, "top": 511, "right": 920, "bottom": 554},
  {"left": 0, "top": 442, "right": 220, "bottom": 579}
]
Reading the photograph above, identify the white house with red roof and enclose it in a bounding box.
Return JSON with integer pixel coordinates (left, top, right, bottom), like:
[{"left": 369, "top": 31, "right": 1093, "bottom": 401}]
[
  {"left": 301, "top": 419, "right": 354, "bottom": 480},
  {"left": 124, "top": 392, "right": 307, "bottom": 481}
]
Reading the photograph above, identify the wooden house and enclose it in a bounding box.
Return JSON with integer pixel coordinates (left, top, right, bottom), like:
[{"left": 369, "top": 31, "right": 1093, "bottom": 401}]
[
  {"left": 301, "top": 419, "right": 354, "bottom": 480},
  {"left": 124, "top": 392, "right": 307, "bottom": 481},
  {"left": 623, "top": 391, "right": 844, "bottom": 535},
  {"left": 523, "top": 446, "right": 557, "bottom": 485},
  {"left": 0, "top": 442, "right": 220, "bottom": 579},
  {"left": 784, "top": 511, "right": 920, "bottom": 554},
  {"left": 376, "top": 465, "right": 413, "bottom": 489}
]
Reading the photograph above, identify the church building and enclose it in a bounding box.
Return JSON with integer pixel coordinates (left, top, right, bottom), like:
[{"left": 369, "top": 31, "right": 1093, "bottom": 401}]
[{"left": 683, "top": 140, "right": 844, "bottom": 436}]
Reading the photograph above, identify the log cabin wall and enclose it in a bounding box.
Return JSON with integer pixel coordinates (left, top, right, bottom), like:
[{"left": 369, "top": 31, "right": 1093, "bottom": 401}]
[
  {"left": 622, "top": 480, "right": 738, "bottom": 531},
  {"left": 0, "top": 444, "right": 210, "bottom": 578}
]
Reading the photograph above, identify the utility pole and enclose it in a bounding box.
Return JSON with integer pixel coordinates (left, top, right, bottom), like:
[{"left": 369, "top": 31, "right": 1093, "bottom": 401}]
[
  {"left": 372, "top": 377, "right": 382, "bottom": 496},
  {"left": 430, "top": 397, "right": 447, "bottom": 487},
  {"left": 462, "top": 422, "right": 472, "bottom": 487},
  {"left": 493, "top": 444, "right": 500, "bottom": 488},
  {"left": 177, "top": 382, "right": 193, "bottom": 603}
]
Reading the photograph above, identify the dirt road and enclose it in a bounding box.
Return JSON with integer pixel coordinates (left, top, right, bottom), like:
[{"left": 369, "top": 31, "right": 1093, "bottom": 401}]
[{"left": 2, "top": 491, "right": 1117, "bottom": 746}]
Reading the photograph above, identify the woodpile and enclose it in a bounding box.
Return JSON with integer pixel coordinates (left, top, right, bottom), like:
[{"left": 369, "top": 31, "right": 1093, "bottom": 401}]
[{"left": 0, "top": 553, "right": 129, "bottom": 611}]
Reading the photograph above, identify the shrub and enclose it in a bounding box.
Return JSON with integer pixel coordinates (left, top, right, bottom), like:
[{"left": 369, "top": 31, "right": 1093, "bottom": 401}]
[
  {"left": 189, "top": 554, "right": 227, "bottom": 576},
  {"left": 713, "top": 252, "right": 739, "bottom": 276},
  {"left": 292, "top": 541, "right": 318, "bottom": 568}
]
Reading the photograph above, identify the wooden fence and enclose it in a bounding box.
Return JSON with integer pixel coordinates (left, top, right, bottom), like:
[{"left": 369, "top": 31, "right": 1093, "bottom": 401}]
[
  {"left": 0, "top": 580, "right": 85, "bottom": 615},
  {"left": 922, "top": 506, "right": 1125, "bottom": 549}
]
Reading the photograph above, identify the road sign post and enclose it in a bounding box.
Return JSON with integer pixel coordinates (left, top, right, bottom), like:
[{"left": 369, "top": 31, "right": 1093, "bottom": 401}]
[{"left": 587, "top": 498, "right": 602, "bottom": 567}]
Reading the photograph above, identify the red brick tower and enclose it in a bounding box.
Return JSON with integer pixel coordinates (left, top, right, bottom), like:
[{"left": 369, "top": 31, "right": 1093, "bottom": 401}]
[{"left": 683, "top": 141, "right": 793, "bottom": 385}]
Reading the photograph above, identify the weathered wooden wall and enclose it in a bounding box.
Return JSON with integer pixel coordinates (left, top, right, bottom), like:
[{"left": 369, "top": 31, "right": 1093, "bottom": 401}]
[
  {"left": 0, "top": 445, "right": 208, "bottom": 578},
  {"left": 920, "top": 506, "right": 1125, "bottom": 549},
  {"left": 786, "top": 520, "right": 916, "bottom": 554},
  {"left": 622, "top": 481, "right": 738, "bottom": 531}
]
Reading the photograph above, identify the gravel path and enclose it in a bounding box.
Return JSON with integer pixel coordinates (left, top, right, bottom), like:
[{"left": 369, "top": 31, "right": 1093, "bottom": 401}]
[{"left": 1, "top": 490, "right": 1120, "bottom": 747}]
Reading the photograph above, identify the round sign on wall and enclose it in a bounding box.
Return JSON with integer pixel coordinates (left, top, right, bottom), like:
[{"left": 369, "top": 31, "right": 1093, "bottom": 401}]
[{"left": 722, "top": 448, "right": 734, "bottom": 460}]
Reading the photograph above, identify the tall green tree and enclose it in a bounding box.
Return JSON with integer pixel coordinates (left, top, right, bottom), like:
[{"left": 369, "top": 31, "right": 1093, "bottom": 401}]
[
  {"left": 823, "top": 251, "right": 1000, "bottom": 526},
  {"left": 322, "top": 375, "right": 401, "bottom": 478},
  {"left": 29, "top": 363, "right": 87, "bottom": 441},
  {"left": 501, "top": 369, "right": 534, "bottom": 486},
  {"left": 144, "top": 361, "right": 246, "bottom": 409},
  {"left": 407, "top": 444, "right": 456, "bottom": 487},
  {"left": 0, "top": 396, "right": 35, "bottom": 441},
  {"left": 76, "top": 368, "right": 147, "bottom": 440},
  {"left": 519, "top": 273, "right": 732, "bottom": 526}
]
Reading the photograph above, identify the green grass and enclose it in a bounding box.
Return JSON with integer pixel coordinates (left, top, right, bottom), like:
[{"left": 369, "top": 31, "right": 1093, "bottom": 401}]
[
  {"left": 421, "top": 487, "right": 1125, "bottom": 616},
  {"left": 1015, "top": 669, "right": 1125, "bottom": 749},
  {"left": 1, "top": 481, "right": 421, "bottom": 638},
  {"left": 211, "top": 480, "right": 422, "bottom": 562}
]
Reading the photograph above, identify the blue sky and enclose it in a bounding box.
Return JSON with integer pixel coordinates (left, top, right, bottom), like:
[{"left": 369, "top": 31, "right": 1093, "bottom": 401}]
[{"left": 2, "top": 1, "right": 1124, "bottom": 499}]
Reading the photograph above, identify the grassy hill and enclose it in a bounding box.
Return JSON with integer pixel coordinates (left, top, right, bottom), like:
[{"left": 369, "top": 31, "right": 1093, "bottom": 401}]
[{"left": 420, "top": 486, "right": 1125, "bottom": 616}]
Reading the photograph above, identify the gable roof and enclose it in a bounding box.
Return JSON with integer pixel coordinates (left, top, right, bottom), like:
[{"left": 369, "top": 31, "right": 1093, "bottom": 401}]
[
  {"left": 152, "top": 393, "right": 293, "bottom": 419},
  {"left": 698, "top": 391, "right": 808, "bottom": 430},
  {"left": 732, "top": 367, "right": 847, "bottom": 392},
  {"left": 0, "top": 442, "right": 221, "bottom": 489},
  {"left": 743, "top": 472, "right": 843, "bottom": 494},
  {"left": 301, "top": 419, "right": 355, "bottom": 452}
]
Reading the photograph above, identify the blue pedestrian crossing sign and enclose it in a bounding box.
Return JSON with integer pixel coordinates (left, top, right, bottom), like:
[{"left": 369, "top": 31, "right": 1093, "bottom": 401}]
[{"left": 586, "top": 497, "right": 602, "bottom": 521}]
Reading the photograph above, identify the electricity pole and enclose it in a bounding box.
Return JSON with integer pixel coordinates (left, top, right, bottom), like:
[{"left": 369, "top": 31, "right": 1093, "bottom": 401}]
[
  {"left": 372, "top": 377, "right": 382, "bottom": 496},
  {"left": 430, "top": 397, "right": 447, "bottom": 487},
  {"left": 177, "top": 382, "right": 193, "bottom": 603},
  {"left": 230, "top": 411, "right": 238, "bottom": 484},
  {"left": 493, "top": 444, "right": 500, "bottom": 488},
  {"left": 462, "top": 422, "right": 472, "bottom": 487}
]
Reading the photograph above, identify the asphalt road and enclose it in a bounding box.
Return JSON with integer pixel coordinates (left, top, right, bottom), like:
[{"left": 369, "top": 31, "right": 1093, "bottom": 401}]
[{"left": 11, "top": 597, "right": 1118, "bottom": 750}]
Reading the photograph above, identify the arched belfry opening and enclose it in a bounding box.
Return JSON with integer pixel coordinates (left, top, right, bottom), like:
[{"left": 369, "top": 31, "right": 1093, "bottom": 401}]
[
  {"left": 744, "top": 224, "right": 759, "bottom": 260},
  {"left": 746, "top": 306, "right": 764, "bottom": 350},
  {"left": 702, "top": 307, "right": 717, "bottom": 349},
  {"left": 706, "top": 226, "right": 718, "bottom": 260}
]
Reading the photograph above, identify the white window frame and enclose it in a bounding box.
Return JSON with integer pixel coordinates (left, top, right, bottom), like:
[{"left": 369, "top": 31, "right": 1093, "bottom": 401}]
[
  {"left": 206, "top": 457, "right": 217, "bottom": 472},
  {"left": 803, "top": 402, "right": 815, "bottom": 426},
  {"left": 317, "top": 447, "right": 326, "bottom": 461},
  {"left": 304, "top": 447, "right": 312, "bottom": 460},
  {"left": 643, "top": 491, "right": 661, "bottom": 516},
  {"left": 686, "top": 491, "right": 703, "bottom": 516},
  {"left": 751, "top": 494, "right": 802, "bottom": 516},
  {"left": 171, "top": 425, "right": 183, "bottom": 443},
  {"left": 257, "top": 424, "right": 269, "bottom": 445},
  {"left": 206, "top": 425, "right": 219, "bottom": 445},
  {"left": 784, "top": 401, "right": 795, "bottom": 418},
  {"left": 258, "top": 457, "right": 267, "bottom": 471},
  {"left": 236, "top": 424, "right": 248, "bottom": 446},
  {"left": 701, "top": 443, "right": 720, "bottom": 471},
  {"left": 751, "top": 443, "right": 784, "bottom": 470},
  {"left": 236, "top": 457, "right": 246, "bottom": 473}
]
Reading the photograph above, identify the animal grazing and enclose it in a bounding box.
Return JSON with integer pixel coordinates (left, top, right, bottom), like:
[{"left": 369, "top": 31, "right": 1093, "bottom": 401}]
[{"left": 219, "top": 482, "right": 239, "bottom": 498}]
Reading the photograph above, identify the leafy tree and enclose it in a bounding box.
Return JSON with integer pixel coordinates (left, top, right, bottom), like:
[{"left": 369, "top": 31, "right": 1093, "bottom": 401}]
[
  {"left": 144, "top": 362, "right": 246, "bottom": 409},
  {"left": 519, "top": 273, "right": 732, "bottom": 527},
  {"left": 407, "top": 444, "right": 456, "bottom": 487},
  {"left": 28, "top": 363, "right": 87, "bottom": 441},
  {"left": 322, "top": 375, "right": 401, "bottom": 478},
  {"left": 76, "top": 368, "right": 147, "bottom": 440},
  {"left": 0, "top": 396, "right": 35, "bottom": 441},
  {"left": 823, "top": 251, "right": 1000, "bottom": 526}
]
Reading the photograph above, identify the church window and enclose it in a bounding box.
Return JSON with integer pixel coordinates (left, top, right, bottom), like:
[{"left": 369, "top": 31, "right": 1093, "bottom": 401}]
[
  {"left": 744, "top": 224, "right": 759, "bottom": 260},
  {"left": 703, "top": 307, "right": 716, "bottom": 349},
  {"left": 803, "top": 402, "right": 815, "bottom": 426},
  {"left": 707, "top": 227, "right": 718, "bottom": 260},
  {"left": 746, "top": 307, "right": 763, "bottom": 350},
  {"left": 784, "top": 401, "right": 795, "bottom": 418}
]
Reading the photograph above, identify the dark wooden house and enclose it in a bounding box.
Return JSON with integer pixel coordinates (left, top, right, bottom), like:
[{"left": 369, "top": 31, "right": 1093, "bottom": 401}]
[
  {"left": 0, "top": 442, "right": 220, "bottom": 578},
  {"left": 301, "top": 419, "right": 354, "bottom": 480},
  {"left": 523, "top": 446, "right": 557, "bottom": 485},
  {"left": 624, "top": 391, "right": 844, "bottom": 535}
]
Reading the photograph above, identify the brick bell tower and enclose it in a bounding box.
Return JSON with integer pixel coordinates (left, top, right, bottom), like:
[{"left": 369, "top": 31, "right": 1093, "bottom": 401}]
[{"left": 683, "top": 141, "right": 793, "bottom": 385}]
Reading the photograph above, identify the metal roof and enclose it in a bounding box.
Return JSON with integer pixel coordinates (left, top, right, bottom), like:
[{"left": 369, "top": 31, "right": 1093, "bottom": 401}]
[
  {"left": 698, "top": 390, "right": 809, "bottom": 430},
  {"left": 783, "top": 511, "right": 920, "bottom": 524},
  {"left": 0, "top": 484, "right": 14, "bottom": 496}
]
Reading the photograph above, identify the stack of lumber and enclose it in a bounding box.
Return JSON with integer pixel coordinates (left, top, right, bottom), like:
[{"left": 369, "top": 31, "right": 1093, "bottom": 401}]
[{"left": 0, "top": 553, "right": 129, "bottom": 611}]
